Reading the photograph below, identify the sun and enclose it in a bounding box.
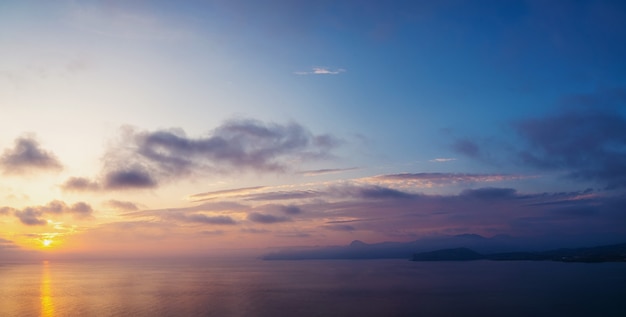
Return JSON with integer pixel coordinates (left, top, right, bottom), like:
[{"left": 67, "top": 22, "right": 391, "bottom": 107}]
[{"left": 42, "top": 239, "right": 53, "bottom": 247}]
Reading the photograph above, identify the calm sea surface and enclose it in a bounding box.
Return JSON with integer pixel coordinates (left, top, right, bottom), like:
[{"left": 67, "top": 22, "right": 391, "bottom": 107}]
[{"left": 0, "top": 258, "right": 625, "bottom": 317}]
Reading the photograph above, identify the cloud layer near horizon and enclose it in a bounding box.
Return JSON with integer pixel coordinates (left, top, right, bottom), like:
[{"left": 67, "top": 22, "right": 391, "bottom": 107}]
[{"left": 110, "top": 175, "right": 626, "bottom": 245}]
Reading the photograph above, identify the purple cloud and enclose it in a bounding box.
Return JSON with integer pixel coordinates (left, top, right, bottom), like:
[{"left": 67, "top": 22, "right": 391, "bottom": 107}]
[
  {"left": 61, "top": 177, "right": 100, "bottom": 191},
  {"left": 178, "top": 213, "right": 237, "bottom": 225},
  {"left": 66, "top": 119, "right": 341, "bottom": 192},
  {"left": 247, "top": 212, "right": 291, "bottom": 224},
  {"left": 453, "top": 88, "right": 626, "bottom": 190},
  {"left": 14, "top": 208, "right": 47, "bottom": 226},
  {"left": 103, "top": 168, "right": 158, "bottom": 190},
  {"left": 6, "top": 200, "right": 95, "bottom": 225},
  {"left": 514, "top": 105, "right": 626, "bottom": 189},
  {"left": 0, "top": 136, "right": 62, "bottom": 175},
  {"left": 129, "top": 119, "right": 339, "bottom": 176}
]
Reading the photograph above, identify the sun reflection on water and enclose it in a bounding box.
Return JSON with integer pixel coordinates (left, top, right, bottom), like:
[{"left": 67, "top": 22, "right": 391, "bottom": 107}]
[{"left": 41, "top": 261, "right": 54, "bottom": 317}]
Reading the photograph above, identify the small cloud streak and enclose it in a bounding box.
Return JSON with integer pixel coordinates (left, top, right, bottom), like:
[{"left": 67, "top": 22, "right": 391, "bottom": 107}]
[
  {"left": 104, "top": 200, "right": 139, "bottom": 211},
  {"left": 247, "top": 212, "right": 291, "bottom": 224},
  {"left": 299, "top": 167, "right": 358, "bottom": 176},
  {"left": 190, "top": 186, "right": 266, "bottom": 201},
  {"left": 177, "top": 213, "right": 237, "bottom": 225},
  {"left": 360, "top": 172, "right": 530, "bottom": 189},
  {"left": 429, "top": 158, "right": 456, "bottom": 163},
  {"left": 294, "top": 66, "right": 346, "bottom": 75}
]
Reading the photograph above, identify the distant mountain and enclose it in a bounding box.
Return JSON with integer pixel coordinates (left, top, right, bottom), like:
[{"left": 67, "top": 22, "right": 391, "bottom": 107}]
[
  {"left": 262, "top": 234, "right": 531, "bottom": 260},
  {"left": 411, "top": 248, "right": 485, "bottom": 261},
  {"left": 411, "top": 243, "right": 626, "bottom": 263}
]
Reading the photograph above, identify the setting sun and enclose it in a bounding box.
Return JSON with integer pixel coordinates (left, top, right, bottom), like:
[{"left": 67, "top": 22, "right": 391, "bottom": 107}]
[{"left": 42, "top": 240, "right": 52, "bottom": 247}]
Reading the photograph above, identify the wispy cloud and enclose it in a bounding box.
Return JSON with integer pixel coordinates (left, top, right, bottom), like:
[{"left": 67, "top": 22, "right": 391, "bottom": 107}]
[
  {"left": 247, "top": 212, "right": 291, "bottom": 224},
  {"left": 103, "top": 200, "right": 139, "bottom": 212},
  {"left": 429, "top": 158, "right": 456, "bottom": 163},
  {"left": 294, "top": 67, "right": 346, "bottom": 75},
  {"left": 189, "top": 186, "right": 266, "bottom": 201},
  {"left": 299, "top": 167, "right": 358, "bottom": 176},
  {"left": 358, "top": 172, "right": 531, "bottom": 189}
]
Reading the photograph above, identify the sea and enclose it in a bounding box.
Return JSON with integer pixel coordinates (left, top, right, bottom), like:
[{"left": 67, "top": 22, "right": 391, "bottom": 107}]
[{"left": 0, "top": 258, "right": 625, "bottom": 317}]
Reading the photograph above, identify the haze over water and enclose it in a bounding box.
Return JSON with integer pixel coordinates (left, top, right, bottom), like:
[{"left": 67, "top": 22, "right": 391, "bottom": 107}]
[{"left": 1, "top": 258, "right": 625, "bottom": 317}]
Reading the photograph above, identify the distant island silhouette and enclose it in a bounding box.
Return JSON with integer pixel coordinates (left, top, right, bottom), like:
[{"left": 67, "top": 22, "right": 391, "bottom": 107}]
[
  {"left": 262, "top": 234, "right": 626, "bottom": 262},
  {"left": 412, "top": 243, "right": 626, "bottom": 263}
]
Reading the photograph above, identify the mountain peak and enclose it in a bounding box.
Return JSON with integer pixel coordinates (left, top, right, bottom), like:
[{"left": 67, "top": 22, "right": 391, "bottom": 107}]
[
  {"left": 349, "top": 240, "right": 368, "bottom": 247},
  {"left": 454, "top": 234, "right": 485, "bottom": 239}
]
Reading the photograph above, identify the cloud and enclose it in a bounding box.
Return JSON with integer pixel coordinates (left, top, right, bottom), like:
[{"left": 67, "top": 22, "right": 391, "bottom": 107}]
[
  {"left": 361, "top": 173, "right": 528, "bottom": 189},
  {"left": 459, "top": 187, "right": 518, "bottom": 200},
  {"left": 0, "top": 237, "right": 19, "bottom": 249},
  {"left": 190, "top": 186, "right": 266, "bottom": 201},
  {"left": 7, "top": 200, "right": 95, "bottom": 225},
  {"left": 352, "top": 185, "right": 416, "bottom": 200},
  {"left": 323, "top": 224, "right": 356, "bottom": 231},
  {"left": 452, "top": 139, "right": 481, "bottom": 158},
  {"left": 244, "top": 190, "right": 320, "bottom": 201},
  {"left": 104, "top": 200, "right": 139, "bottom": 211},
  {"left": 103, "top": 167, "right": 158, "bottom": 189},
  {"left": 133, "top": 119, "right": 334, "bottom": 173},
  {"left": 514, "top": 104, "right": 626, "bottom": 189},
  {"left": 61, "top": 119, "right": 340, "bottom": 192},
  {"left": 429, "top": 158, "right": 457, "bottom": 163},
  {"left": 177, "top": 213, "right": 237, "bottom": 225},
  {"left": 125, "top": 201, "right": 248, "bottom": 219},
  {"left": 451, "top": 88, "right": 626, "bottom": 190},
  {"left": 257, "top": 204, "right": 304, "bottom": 215},
  {"left": 121, "top": 202, "right": 246, "bottom": 228},
  {"left": 199, "top": 230, "right": 225, "bottom": 235},
  {"left": 299, "top": 167, "right": 358, "bottom": 176},
  {"left": 294, "top": 67, "right": 346, "bottom": 75},
  {"left": 280, "top": 205, "right": 303, "bottom": 215},
  {"left": 69, "top": 202, "right": 94, "bottom": 219},
  {"left": 0, "top": 207, "right": 14, "bottom": 215},
  {"left": 247, "top": 212, "right": 291, "bottom": 224},
  {"left": 94, "top": 119, "right": 340, "bottom": 190},
  {"left": 60, "top": 168, "right": 158, "bottom": 192},
  {"left": 0, "top": 136, "right": 62, "bottom": 175},
  {"left": 61, "top": 177, "right": 100, "bottom": 191},
  {"left": 115, "top": 176, "right": 626, "bottom": 243},
  {"left": 14, "top": 208, "right": 47, "bottom": 226},
  {"left": 241, "top": 228, "right": 271, "bottom": 234}
]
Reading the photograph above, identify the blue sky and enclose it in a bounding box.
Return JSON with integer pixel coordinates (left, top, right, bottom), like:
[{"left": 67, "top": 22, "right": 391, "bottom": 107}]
[{"left": 1, "top": 0, "right": 625, "bottom": 257}]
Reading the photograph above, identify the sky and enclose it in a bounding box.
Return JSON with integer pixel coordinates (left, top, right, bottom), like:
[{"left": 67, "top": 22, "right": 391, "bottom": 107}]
[{"left": 1, "top": 0, "right": 626, "bottom": 259}]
